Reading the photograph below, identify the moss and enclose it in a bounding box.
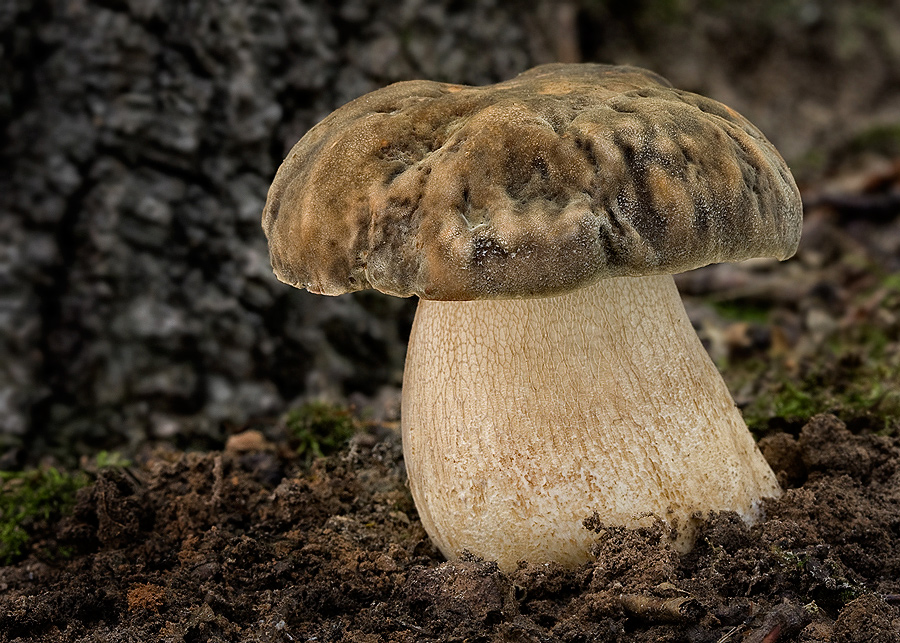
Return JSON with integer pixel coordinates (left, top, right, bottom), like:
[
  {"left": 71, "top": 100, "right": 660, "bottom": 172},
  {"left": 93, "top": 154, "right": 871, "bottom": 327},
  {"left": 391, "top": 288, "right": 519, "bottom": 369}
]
[
  {"left": 842, "top": 122, "right": 900, "bottom": 158},
  {"left": 771, "top": 544, "right": 808, "bottom": 570},
  {"left": 0, "top": 467, "right": 89, "bottom": 565},
  {"left": 742, "top": 367, "right": 898, "bottom": 435},
  {"left": 284, "top": 402, "right": 358, "bottom": 464},
  {"left": 711, "top": 299, "right": 772, "bottom": 324},
  {"left": 773, "top": 381, "right": 821, "bottom": 422},
  {"left": 726, "top": 262, "right": 900, "bottom": 435},
  {"left": 94, "top": 451, "right": 132, "bottom": 470},
  {"left": 789, "top": 147, "right": 829, "bottom": 182},
  {"left": 738, "top": 324, "right": 900, "bottom": 434}
]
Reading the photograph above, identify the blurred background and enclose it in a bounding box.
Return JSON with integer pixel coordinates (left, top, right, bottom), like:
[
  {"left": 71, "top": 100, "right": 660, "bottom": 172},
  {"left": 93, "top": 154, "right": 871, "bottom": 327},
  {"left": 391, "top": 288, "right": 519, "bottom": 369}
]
[{"left": 2, "top": 0, "right": 900, "bottom": 466}]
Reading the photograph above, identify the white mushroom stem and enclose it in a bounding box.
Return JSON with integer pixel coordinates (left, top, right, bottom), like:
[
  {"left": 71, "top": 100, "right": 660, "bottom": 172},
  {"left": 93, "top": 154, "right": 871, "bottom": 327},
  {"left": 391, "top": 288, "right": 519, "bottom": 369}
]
[{"left": 401, "top": 273, "right": 780, "bottom": 571}]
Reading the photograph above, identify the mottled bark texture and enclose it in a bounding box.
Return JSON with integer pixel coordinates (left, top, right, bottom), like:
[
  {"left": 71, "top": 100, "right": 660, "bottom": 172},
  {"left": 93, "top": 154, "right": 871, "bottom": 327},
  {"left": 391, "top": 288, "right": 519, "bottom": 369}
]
[{"left": 0, "top": 0, "right": 539, "bottom": 460}]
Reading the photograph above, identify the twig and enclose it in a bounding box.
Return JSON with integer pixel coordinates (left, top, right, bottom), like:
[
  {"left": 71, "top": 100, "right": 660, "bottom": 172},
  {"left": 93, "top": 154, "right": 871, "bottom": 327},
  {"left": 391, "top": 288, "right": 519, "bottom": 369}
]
[
  {"left": 619, "top": 594, "right": 704, "bottom": 623},
  {"left": 716, "top": 625, "right": 745, "bottom": 643},
  {"left": 211, "top": 453, "right": 224, "bottom": 514}
]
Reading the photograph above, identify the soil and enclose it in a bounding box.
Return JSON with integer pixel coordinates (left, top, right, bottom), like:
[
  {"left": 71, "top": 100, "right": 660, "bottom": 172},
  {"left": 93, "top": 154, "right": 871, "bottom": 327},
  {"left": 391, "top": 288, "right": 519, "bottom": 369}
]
[{"left": 1, "top": 411, "right": 899, "bottom": 642}]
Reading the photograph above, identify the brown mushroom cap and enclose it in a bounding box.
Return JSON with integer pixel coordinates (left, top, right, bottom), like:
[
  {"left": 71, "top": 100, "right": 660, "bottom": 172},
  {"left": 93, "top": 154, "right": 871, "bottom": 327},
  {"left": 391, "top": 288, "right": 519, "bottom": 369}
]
[{"left": 262, "top": 63, "right": 802, "bottom": 300}]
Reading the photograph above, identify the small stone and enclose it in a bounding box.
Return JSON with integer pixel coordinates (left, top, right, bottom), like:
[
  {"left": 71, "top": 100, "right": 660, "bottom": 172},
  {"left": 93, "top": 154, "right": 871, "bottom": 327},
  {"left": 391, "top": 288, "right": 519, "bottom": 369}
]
[{"left": 225, "top": 430, "right": 271, "bottom": 454}]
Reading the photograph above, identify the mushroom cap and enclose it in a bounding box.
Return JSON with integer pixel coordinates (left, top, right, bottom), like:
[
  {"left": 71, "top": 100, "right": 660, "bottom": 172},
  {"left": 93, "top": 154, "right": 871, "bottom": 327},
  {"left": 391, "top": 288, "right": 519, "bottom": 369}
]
[{"left": 262, "top": 63, "right": 802, "bottom": 300}]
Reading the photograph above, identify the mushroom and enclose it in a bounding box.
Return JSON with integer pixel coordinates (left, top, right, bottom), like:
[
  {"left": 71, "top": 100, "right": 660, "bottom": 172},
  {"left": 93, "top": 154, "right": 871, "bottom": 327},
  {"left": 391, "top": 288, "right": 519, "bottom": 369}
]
[{"left": 262, "top": 63, "right": 802, "bottom": 571}]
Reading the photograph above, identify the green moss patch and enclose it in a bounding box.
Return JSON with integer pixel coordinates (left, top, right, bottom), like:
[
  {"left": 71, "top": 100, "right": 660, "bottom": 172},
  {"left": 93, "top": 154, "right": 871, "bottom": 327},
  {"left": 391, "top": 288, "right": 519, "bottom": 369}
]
[
  {"left": 735, "top": 322, "right": 900, "bottom": 435},
  {"left": 0, "top": 468, "right": 90, "bottom": 565},
  {"left": 284, "top": 402, "right": 358, "bottom": 464}
]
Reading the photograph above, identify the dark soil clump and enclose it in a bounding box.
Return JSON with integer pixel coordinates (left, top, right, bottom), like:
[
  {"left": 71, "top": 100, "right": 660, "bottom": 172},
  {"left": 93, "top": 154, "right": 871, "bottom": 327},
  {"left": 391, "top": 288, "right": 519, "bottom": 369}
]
[{"left": 1, "top": 413, "right": 899, "bottom": 642}]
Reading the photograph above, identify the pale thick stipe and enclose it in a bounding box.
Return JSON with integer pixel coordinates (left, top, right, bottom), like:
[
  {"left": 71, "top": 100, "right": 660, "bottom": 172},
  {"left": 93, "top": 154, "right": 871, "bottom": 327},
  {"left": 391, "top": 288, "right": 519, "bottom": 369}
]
[{"left": 403, "top": 274, "right": 780, "bottom": 570}]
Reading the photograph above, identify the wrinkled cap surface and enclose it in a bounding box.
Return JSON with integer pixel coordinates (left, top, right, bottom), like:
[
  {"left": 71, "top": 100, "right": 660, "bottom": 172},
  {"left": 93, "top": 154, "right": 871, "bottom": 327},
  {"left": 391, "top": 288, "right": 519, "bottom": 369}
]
[{"left": 262, "top": 63, "right": 802, "bottom": 300}]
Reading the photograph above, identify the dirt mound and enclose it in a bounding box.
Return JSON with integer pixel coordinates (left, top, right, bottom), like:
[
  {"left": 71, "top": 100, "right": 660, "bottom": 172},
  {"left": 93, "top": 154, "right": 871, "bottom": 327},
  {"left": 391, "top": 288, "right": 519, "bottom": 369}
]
[{"left": 1, "top": 413, "right": 898, "bottom": 642}]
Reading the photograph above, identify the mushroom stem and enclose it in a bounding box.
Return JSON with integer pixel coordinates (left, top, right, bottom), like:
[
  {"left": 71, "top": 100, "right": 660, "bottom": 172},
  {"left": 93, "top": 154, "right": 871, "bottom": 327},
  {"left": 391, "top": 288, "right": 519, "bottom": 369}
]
[{"left": 401, "top": 273, "right": 780, "bottom": 571}]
